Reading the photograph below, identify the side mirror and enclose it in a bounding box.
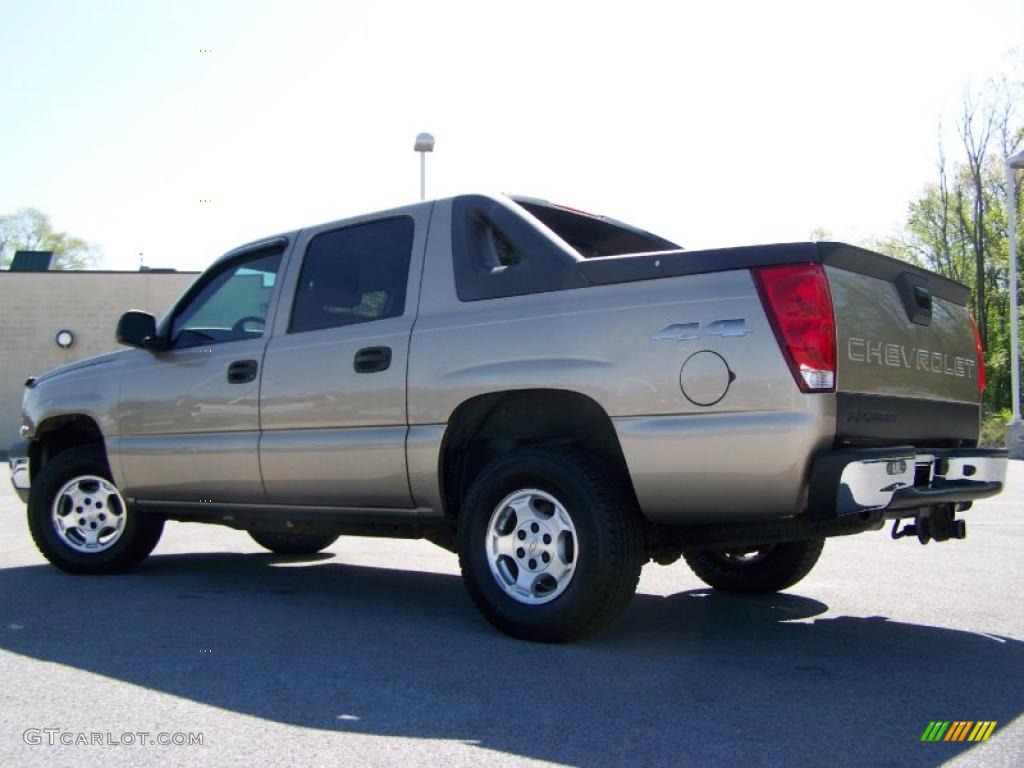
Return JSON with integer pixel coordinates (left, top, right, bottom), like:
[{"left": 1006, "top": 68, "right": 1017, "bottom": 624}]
[{"left": 116, "top": 311, "right": 160, "bottom": 349}]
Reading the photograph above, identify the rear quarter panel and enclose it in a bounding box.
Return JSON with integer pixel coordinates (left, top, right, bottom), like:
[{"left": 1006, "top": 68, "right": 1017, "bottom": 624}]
[{"left": 409, "top": 200, "right": 835, "bottom": 522}]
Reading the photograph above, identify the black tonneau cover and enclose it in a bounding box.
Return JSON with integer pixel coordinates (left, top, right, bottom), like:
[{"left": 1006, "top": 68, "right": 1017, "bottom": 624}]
[{"left": 575, "top": 241, "right": 970, "bottom": 306}]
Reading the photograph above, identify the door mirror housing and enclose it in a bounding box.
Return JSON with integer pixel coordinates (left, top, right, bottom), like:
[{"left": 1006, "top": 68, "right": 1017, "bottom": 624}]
[{"left": 116, "top": 311, "right": 162, "bottom": 349}]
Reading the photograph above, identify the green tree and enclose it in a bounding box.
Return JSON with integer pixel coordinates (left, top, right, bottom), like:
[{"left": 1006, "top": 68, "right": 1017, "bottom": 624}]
[
  {"left": 875, "top": 63, "right": 1023, "bottom": 413},
  {"left": 0, "top": 208, "right": 99, "bottom": 270}
]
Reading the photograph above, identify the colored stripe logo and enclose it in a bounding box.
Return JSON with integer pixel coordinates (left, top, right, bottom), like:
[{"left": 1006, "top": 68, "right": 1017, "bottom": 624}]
[{"left": 921, "top": 721, "right": 997, "bottom": 742}]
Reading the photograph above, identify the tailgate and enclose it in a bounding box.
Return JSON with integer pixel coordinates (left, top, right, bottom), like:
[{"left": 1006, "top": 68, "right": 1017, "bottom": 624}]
[{"left": 821, "top": 243, "right": 981, "bottom": 445}]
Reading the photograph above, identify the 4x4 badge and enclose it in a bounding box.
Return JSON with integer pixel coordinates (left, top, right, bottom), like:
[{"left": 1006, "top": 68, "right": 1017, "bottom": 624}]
[{"left": 652, "top": 318, "right": 751, "bottom": 341}]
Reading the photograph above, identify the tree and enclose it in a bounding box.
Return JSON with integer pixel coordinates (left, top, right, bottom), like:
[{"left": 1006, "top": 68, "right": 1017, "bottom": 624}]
[
  {"left": 876, "top": 60, "right": 1023, "bottom": 412},
  {"left": 958, "top": 91, "right": 996, "bottom": 348},
  {"left": 0, "top": 208, "right": 99, "bottom": 270}
]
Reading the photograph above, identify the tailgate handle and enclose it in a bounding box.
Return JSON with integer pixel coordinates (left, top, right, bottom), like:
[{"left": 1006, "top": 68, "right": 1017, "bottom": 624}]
[
  {"left": 896, "top": 273, "right": 932, "bottom": 326},
  {"left": 913, "top": 285, "right": 932, "bottom": 311}
]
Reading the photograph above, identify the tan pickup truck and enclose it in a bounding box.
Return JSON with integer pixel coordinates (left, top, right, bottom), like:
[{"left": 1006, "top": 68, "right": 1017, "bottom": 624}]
[{"left": 8, "top": 194, "right": 1007, "bottom": 641}]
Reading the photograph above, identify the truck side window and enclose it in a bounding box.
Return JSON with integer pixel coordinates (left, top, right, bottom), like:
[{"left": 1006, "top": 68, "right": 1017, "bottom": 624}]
[
  {"left": 486, "top": 227, "right": 521, "bottom": 270},
  {"left": 451, "top": 195, "right": 588, "bottom": 301},
  {"left": 289, "top": 217, "right": 414, "bottom": 334},
  {"left": 170, "top": 248, "right": 282, "bottom": 348}
]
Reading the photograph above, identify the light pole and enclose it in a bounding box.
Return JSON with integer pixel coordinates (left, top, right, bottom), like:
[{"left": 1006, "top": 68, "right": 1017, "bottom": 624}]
[
  {"left": 414, "top": 132, "right": 435, "bottom": 201},
  {"left": 1007, "top": 149, "right": 1024, "bottom": 458}
]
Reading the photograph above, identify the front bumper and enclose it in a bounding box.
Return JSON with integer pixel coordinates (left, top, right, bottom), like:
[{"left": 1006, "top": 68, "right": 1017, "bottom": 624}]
[
  {"left": 8, "top": 440, "right": 30, "bottom": 503},
  {"left": 808, "top": 446, "right": 1007, "bottom": 519}
]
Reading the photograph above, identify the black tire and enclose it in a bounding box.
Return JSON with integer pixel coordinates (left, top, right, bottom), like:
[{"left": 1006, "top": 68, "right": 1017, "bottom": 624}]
[
  {"left": 27, "top": 445, "right": 164, "bottom": 574},
  {"left": 458, "top": 447, "right": 645, "bottom": 642},
  {"left": 249, "top": 530, "right": 338, "bottom": 555},
  {"left": 683, "top": 538, "right": 825, "bottom": 595}
]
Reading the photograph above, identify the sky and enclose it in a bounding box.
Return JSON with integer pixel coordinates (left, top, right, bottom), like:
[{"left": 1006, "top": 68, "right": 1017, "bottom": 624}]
[{"left": 1, "top": 0, "right": 1022, "bottom": 272}]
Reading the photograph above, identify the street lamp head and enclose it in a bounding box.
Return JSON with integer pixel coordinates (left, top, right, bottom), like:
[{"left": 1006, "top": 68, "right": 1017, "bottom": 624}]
[
  {"left": 1008, "top": 149, "right": 1024, "bottom": 170},
  {"left": 414, "top": 132, "right": 435, "bottom": 153}
]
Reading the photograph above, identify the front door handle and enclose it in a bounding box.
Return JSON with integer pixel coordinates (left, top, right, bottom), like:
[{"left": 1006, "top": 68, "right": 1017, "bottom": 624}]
[
  {"left": 227, "top": 359, "right": 258, "bottom": 383},
  {"left": 354, "top": 346, "right": 392, "bottom": 373}
]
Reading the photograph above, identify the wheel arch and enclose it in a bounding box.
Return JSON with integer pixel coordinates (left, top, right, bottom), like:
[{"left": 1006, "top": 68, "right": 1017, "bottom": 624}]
[
  {"left": 30, "top": 414, "right": 107, "bottom": 483},
  {"left": 438, "top": 388, "right": 636, "bottom": 520}
]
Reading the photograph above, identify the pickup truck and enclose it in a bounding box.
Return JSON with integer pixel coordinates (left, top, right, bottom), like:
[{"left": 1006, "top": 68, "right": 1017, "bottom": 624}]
[{"left": 7, "top": 193, "right": 1008, "bottom": 641}]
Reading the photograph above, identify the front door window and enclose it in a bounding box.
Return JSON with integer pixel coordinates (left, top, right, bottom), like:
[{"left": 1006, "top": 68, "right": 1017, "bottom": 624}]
[{"left": 170, "top": 249, "right": 282, "bottom": 348}]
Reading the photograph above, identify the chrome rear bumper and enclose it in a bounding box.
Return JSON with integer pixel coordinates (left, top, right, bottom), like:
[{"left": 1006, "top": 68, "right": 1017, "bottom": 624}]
[{"left": 808, "top": 446, "right": 1007, "bottom": 518}]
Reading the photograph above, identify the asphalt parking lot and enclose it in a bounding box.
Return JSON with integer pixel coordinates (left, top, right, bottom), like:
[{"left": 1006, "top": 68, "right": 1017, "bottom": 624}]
[{"left": 0, "top": 463, "right": 1021, "bottom": 767}]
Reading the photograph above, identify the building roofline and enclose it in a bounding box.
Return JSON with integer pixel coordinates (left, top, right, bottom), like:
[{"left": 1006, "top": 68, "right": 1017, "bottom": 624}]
[{"left": 0, "top": 270, "right": 201, "bottom": 275}]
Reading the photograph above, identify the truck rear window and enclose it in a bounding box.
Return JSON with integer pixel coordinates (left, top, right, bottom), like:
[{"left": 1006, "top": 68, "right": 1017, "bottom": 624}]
[{"left": 513, "top": 199, "right": 680, "bottom": 258}]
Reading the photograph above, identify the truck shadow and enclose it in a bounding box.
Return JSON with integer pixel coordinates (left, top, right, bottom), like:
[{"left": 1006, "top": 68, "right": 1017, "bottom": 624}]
[{"left": 0, "top": 551, "right": 1019, "bottom": 767}]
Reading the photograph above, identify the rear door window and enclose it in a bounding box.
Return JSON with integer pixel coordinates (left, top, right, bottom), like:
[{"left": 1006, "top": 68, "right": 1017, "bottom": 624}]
[{"left": 289, "top": 217, "right": 414, "bottom": 334}]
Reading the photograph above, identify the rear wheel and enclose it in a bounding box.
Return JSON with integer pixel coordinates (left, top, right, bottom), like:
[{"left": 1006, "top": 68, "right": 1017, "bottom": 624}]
[
  {"left": 248, "top": 530, "right": 338, "bottom": 555},
  {"left": 683, "top": 538, "right": 824, "bottom": 595},
  {"left": 458, "top": 447, "right": 645, "bottom": 642},
  {"left": 27, "top": 445, "right": 164, "bottom": 574}
]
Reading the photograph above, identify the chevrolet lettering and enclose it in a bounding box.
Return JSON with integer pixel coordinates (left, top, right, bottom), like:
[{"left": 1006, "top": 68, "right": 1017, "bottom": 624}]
[{"left": 848, "top": 337, "right": 977, "bottom": 379}]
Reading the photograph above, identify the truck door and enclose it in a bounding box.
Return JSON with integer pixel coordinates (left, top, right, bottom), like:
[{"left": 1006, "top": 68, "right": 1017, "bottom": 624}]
[
  {"left": 258, "top": 210, "right": 428, "bottom": 508},
  {"left": 117, "top": 243, "right": 286, "bottom": 503}
]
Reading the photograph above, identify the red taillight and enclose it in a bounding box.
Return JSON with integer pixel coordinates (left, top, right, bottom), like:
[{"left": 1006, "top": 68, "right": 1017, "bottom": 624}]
[
  {"left": 969, "top": 314, "right": 986, "bottom": 394},
  {"left": 753, "top": 263, "right": 836, "bottom": 393}
]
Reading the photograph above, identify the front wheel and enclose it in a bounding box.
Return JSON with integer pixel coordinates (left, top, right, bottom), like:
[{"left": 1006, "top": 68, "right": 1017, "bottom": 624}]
[
  {"left": 27, "top": 446, "right": 164, "bottom": 574},
  {"left": 458, "top": 447, "right": 645, "bottom": 642},
  {"left": 683, "top": 538, "right": 824, "bottom": 595}
]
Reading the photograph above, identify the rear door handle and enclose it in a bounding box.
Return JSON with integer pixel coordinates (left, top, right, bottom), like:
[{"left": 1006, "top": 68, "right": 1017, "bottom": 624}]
[
  {"left": 354, "top": 346, "right": 392, "bottom": 373},
  {"left": 227, "top": 359, "right": 258, "bottom": 383}
]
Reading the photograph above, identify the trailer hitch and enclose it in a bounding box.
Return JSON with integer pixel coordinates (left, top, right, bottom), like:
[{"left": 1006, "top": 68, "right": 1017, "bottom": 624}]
[{"left": 891, "top": 506, "right": 966, "bottom": 545}]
